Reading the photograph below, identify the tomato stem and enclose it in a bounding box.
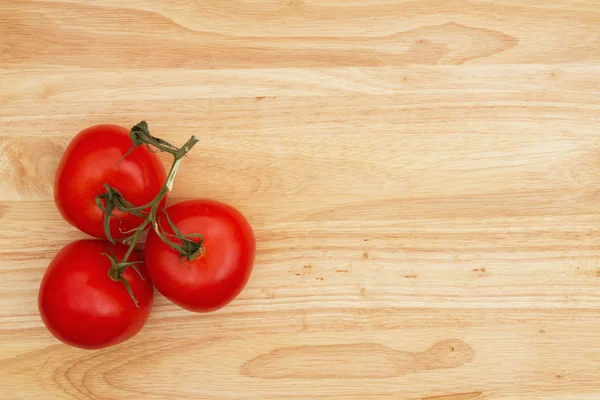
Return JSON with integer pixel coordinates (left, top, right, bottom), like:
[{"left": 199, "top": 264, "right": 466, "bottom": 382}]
[
  {"left": 121, "top": 219, "right": 150, "bottom": 262},
  {"left": 94, "top": 121, "right": 203, "bottom": 306}
]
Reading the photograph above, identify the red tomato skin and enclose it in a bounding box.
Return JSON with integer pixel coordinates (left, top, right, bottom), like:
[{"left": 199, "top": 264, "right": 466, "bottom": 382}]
[
  {"left": 38, "top": 240, "right": 154, "bottom": 349},
  {"left": 54, "top": 124, "right": 167, "bottom": 239},
  {"left": 144, "top": 200, "right": 255, "bottom": 312}
]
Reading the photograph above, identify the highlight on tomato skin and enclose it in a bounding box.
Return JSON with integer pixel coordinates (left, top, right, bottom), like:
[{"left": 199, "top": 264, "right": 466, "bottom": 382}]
[
  {"left": 144, "top": 199, "right": 256, "bottom": 313},
  {"left": 38, "top": 240, "right": 154, "bottom": 350},
  {"left": 54, "top": 124, "right": 167, "bottom": 240}
]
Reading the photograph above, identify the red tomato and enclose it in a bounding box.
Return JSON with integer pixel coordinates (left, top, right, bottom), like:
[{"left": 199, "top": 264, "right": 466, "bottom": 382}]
[
  {"left": 55, "top": 124, "right": 166, "bottom": 239},
  {"left": 38, "top": 240, "right": 154, "bottom": 349},
  {"left": 144, "top": 199, "right": 255, "bottom": 312}
]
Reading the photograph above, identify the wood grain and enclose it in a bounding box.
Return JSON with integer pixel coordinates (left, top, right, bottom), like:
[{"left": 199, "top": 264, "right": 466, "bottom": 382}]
[{"left": 1, "top": 0, "right": 600, "bottom": 399}]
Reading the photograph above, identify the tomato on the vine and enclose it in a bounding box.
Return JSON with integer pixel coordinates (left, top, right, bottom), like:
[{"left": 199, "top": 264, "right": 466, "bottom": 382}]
[
  {"left": 54, "top": 124, "right": 167, "bottom": 239},
  {"left": 144, "top": 199, "right": 255, "bottom": 312},
  {"left": 38, "top": 240, "right": 153, "bottom": 349}
]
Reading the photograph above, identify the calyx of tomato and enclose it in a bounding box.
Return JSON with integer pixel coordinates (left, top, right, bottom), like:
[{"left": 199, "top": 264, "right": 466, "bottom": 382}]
[{"left": 95, "top": 121, "right": 204, "bottom": 307}]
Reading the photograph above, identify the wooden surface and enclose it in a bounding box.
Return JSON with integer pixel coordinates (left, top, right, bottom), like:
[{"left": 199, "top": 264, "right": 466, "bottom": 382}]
[{"left": 1, "top": 0, "right": 600, "bottom": 399}]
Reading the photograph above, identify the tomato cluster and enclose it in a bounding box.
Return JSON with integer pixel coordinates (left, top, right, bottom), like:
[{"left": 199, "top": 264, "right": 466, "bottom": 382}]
[{"left": 39, "top": 123, "right": 255, "bottom": 349}]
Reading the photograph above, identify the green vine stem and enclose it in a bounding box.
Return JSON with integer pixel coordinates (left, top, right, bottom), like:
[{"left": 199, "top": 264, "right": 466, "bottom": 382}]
[{"left": 96, "top": 121, "right": 204, "bottom": 306}]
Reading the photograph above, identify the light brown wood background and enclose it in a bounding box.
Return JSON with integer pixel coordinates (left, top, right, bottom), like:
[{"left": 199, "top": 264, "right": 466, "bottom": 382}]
[{"left": 1, "top": 0, "right": 600, "bottom": 399}]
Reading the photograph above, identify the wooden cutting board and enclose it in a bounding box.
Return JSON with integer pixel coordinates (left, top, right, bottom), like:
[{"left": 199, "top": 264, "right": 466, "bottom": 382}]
[{"left": 1, "top": 1, "right": 600, "bottom": 399}]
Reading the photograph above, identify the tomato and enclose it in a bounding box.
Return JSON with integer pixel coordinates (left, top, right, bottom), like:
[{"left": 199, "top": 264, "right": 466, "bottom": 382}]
[
  {"left": 144, "top": 199, "right": 255, "bottom": 312},
  {"left": 55, "top": 124, "right": 167, "bottom": 239},
  {"left": 38, "top": 240, "right": 154, "bottom": 349}
]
